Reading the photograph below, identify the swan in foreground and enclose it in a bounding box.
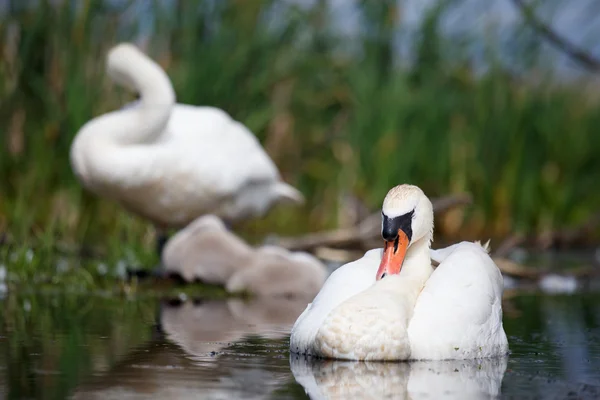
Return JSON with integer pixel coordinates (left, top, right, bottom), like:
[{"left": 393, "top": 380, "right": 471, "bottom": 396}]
[
  {"left": 290, "top": 184, "right": 508, "bottom": 361},
  {"left": 70, "top": 43, "right": 303, "bottom": 243},
  {"left": 162, "top": 215, "right": 327, "bottom": 298}
]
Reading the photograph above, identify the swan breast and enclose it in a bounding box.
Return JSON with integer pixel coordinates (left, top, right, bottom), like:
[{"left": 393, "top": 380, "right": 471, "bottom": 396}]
[{"left": 313, "top": 276, "right": 413, "bottom": 361}]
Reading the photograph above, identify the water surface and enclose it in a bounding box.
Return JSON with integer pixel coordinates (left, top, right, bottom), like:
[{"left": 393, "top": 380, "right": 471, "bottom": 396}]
[{"left": 2, "top": 288, "right": 600, "bottom": 399}]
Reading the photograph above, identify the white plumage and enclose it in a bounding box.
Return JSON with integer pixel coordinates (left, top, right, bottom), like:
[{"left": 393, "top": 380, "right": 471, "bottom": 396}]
[
  {"left": 70, "top": 43, "right": 303, "bottom": 230},
  {"left": 290, "top": 184, "right": 509, "bottom": 361},
  {"left": 407, "top": 242, "right": 508, "bottom": 360},
  {"left": 289, "top": 248, "right": 383, "bottom": 356}
]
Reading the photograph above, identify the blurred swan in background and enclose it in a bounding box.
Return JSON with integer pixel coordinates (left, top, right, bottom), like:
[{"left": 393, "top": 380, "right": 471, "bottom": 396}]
[
  {"left": 290, "top": 354, "right": 508, "bottom": 400},
  {"left": 70, "top": 43, "right": 304, "bottom": 249},
  {"left": 290, "top": 184, "right": 508, "bottom": 360},
  {"left": 162, "top": 215, "right": 327, "bottom": 297}
]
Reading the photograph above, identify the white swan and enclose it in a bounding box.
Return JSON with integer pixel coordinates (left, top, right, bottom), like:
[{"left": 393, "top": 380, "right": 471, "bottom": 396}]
[
  {"left": 70, "top": 43, "right": 303, "bottom": 236},
  {"left": 290, "top": 184, "right": 508, "bottom": 361}
]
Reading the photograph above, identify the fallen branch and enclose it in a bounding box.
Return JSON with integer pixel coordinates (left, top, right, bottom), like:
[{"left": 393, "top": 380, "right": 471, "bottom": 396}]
[
  {"left": 493, "top": 257, "right": 542, "bottom": 280},
  {"left": 314, "top": 246, "right": 363, "bottom": 263},
  {"left": 277, "top": 193, "right": 472, "bottom": 251},
  {"left": 539, "top": 211, "right": 600, "bottom": 249},
  {"left": 493, "top": 233, "right": 526, "bottom": 258}
]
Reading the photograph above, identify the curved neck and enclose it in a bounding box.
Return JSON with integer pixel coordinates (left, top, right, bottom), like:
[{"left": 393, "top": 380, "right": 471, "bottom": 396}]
[
  {"left": 375, "top": 233, "right": 434, "bottom": 316},
  {"left": 401, "top": 233, "right": 434, "bottom": 283},
  {"left": 104, "top": 53, "right": 176, "bottom": 146},
  {"left": 129, "top": 55, "right": 176, "bottom": 108},
  {"left": 81, "top": 104, "right": 171, "bottom": 148}
]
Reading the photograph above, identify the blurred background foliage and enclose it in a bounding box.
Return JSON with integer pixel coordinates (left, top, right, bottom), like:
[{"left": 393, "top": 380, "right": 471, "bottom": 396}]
[{"left": 1, "top": 0, "right": 599, "bottom": 281}]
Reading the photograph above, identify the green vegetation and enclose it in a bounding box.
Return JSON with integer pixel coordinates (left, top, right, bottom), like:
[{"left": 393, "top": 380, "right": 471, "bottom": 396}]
[{"left": 1, "top": 0, "right": 599, "bottom": 286}]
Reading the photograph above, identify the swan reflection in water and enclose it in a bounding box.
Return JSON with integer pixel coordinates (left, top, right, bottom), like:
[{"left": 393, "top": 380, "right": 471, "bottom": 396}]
[
  {"left": 290, "top": 353, "right": 508, "bottom": 400},
  {"left": 71, "top": 295, "right": 508, "bottom": 399},
  {"left": 71, "top": 296, "right": 309, "bottom": 399},
  {"left": 159, "top": 295, "right": 310, "bottom": 357}
]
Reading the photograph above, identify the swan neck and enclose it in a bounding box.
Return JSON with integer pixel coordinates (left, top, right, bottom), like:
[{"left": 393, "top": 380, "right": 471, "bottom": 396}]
[
  {"left": 132, "top": 65, "right": 175, "bottom": 107},
  {"left": 407, "top": 235, "right": 431, "bottom": 257},
  {"left": 401, "top": 234, "right": 434, "bottom": 283},
  {"left": 106, "top": 51, "right": 176, "bottom": 145},
  {"left": 133, "top": 59, "right": 176, "bottom": 106},
  {"left": 95, "top": 59, "right": 175, "bottom": 145},
  {"left": 82, "top": 102, "right": 171, "bottom": 147},
  {"left": 129, "top": 55, "right": 175, "bottom": 143}
]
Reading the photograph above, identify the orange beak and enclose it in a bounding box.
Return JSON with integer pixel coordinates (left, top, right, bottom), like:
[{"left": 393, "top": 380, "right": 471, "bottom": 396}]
[{"left": 376, "top": 230, "right": 409, "bottom": 280}]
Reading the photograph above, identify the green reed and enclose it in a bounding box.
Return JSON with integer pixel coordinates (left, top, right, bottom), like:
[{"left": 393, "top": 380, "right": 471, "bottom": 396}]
[{"left": 1, "top": 0, "right": 599, "bottom": 284}]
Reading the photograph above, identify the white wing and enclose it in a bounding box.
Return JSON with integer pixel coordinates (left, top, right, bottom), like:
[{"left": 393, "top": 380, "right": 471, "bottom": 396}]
[
  {"left": 161, "top": 104, "right": 281, "bottom": 196},
  {"left": 429, "top": 243, "right": 465, "bottom": 264},
  {"left": 289, "top": 248, "right": 382, "bottom": 355},
  {"left": 408, "top": 242, "right": 508, "bottom": 360},
  {"left": 105, "top": 104, "right": 299, "bottom": 226}
]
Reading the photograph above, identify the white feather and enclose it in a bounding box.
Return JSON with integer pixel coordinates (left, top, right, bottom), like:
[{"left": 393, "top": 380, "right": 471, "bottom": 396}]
[
  {"left": 289, "top": 248, "right": 382, "bottom": 356},
  {"left": 408, "top": 242, "right": 508, "bottom": 360}
]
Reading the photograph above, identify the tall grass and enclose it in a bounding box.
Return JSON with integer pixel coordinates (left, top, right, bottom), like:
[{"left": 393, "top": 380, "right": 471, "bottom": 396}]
[{"left": 1, "top": 0, "right": 599, "bottom": 282}]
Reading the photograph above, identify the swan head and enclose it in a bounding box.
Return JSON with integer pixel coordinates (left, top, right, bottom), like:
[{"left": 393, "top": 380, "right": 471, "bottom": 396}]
[{"left": 376, "top": 184, "right": 433, "bottom": 280}]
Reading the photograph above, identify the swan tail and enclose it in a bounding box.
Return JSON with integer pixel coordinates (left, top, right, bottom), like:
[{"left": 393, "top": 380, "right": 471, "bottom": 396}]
[
  {"left": 474, "top": 239, "right": 491, "bottom": 253},
  {"left": 431, "top": 239, "right": 491, "bottom": 266},
  {"left": 274, "top": 182, "right": 305, "bottom": 205}
]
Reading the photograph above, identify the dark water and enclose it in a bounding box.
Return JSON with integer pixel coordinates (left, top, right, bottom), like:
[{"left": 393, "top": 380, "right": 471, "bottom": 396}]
[{"left": 2, "top": 288, "right": 600, "bottom": 399}]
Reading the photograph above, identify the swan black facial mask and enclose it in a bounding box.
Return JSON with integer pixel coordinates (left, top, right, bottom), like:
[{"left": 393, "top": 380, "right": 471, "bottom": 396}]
[{"left": 377, "top": 210, "right": 414, "bottom": 280}]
